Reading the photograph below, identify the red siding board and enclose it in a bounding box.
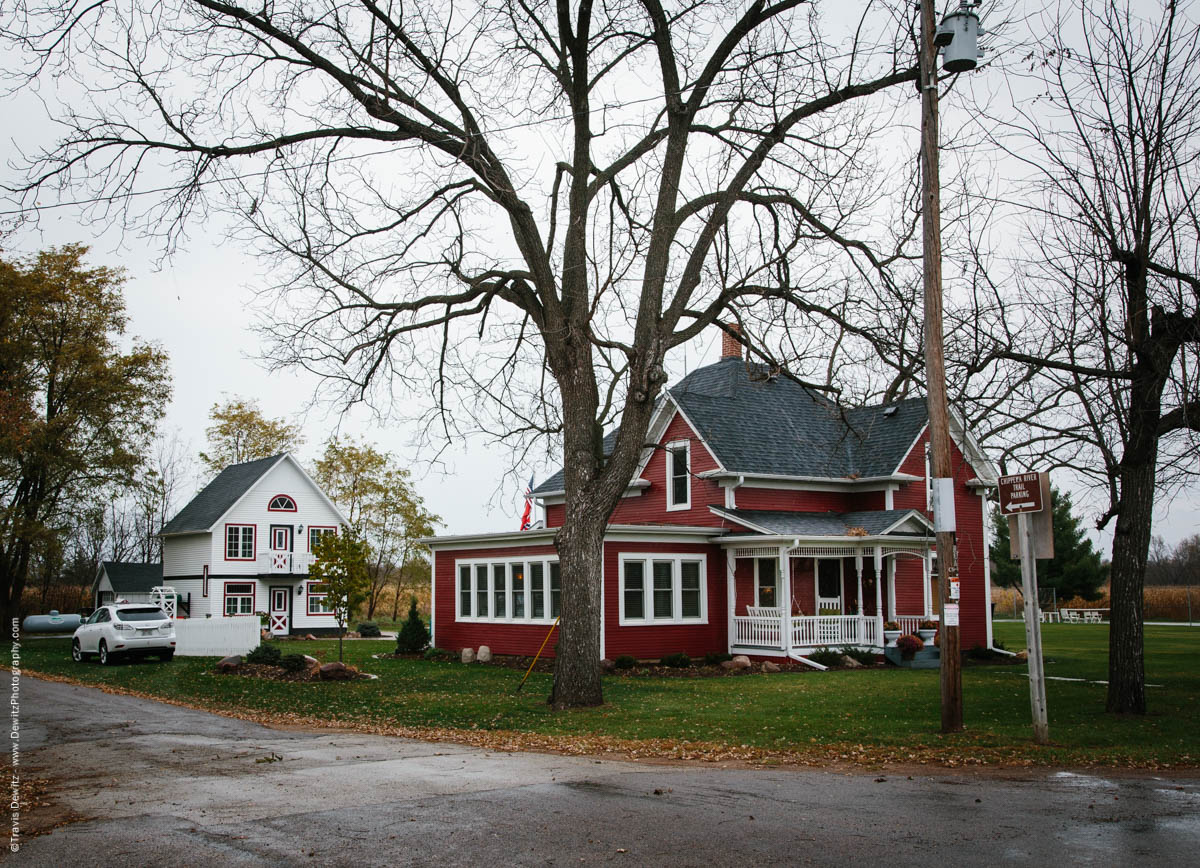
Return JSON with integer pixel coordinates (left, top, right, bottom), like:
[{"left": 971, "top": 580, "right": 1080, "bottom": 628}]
[
  {"left": 609, "top": 412, "right": 725, "bottom": 526},
  {"left": 603, "top": 541, "right": 727, "bottom": 659}
]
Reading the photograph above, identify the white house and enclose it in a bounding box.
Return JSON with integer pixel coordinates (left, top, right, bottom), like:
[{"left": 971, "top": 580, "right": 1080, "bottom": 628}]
[{"left": 158, "top": 453, "right": 350, "bottom": 636}]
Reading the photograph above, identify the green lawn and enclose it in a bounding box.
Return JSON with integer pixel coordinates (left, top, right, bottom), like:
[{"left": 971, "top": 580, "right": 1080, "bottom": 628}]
[{"left": 15, "top": 623, "right": 1199, "bottom": 768}]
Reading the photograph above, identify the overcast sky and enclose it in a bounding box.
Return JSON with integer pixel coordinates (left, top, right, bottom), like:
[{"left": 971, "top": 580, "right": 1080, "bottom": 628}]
[{"left": 2, "top": 1, "right": 1196, "bottom": 553}]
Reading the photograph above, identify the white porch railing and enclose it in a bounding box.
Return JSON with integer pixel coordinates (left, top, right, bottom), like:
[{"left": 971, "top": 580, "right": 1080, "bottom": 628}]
[
  {"left": 255, "top": 552, "right": 315, "bottom": 574},
  {"left": 895, "top": 615, "right": 937, "bottom": 634},
  {"left": 733, "top": 616, "right": 782, "bottom": 648},
  {"left": 733, "top": 614, "right": 881, "bottom": 650},
  {"left": 791, "top": 615, "right": 879, "bottom": 649}
]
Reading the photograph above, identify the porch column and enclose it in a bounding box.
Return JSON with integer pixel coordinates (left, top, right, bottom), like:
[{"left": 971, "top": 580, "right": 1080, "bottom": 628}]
[
  {"left": 778, "top": 545, "right": 791, "bottom": 654},
  {"left": 887, "top": 558, "right": 897, "bottom": 620},
  {"left": 854, "top": 549, "right": 864, "bottom": 616},
  {"left": 923, "top": 547, "right": 933, "bottom": 617},
  {"left": 873, "top": 546, "right": 884, "bottom": 645},
  {"left": 726, "top": 549, "right": 736, "bottom": 653}
]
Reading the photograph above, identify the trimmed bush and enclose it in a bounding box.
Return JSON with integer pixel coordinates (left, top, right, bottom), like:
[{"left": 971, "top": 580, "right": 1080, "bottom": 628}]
[
  {"left": 704, "top": 652, "right": 733, "bottom": 666},
  {"left": 805, "top": 647, "right": 844, "bottom": 667},
  {"left": 356, "top": 621, "right": 382, "bottom": 638},
  {"left": 246, "top": 643, "right": 282, "bottom": 666},
  {"left": 660, "top": 652, "right": 692, "bottom": 668},
  {"left": 279, "top": 653, "right": 310, "bottom": 673},
  {"left": 396, "top": 597, "right": 431, "bottom": 653},
  {"left": 839, "top": 646, "right": 877, "bottom": 666},
  {"left": 423, "top": 646, "right": 454, "bottom": 661},
  {"left": 613, "top": 655, "right": 637, "bottom": 670}
]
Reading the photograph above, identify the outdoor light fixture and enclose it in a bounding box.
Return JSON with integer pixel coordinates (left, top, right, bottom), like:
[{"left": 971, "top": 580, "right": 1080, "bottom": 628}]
[{"left": 936, "top": 1, "right": 983, "bottom": 73}]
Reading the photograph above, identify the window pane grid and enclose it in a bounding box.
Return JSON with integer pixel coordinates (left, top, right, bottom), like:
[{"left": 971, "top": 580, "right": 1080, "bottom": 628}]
[{"left": 457, "top": 559, "right": 558, "bottom": 622}]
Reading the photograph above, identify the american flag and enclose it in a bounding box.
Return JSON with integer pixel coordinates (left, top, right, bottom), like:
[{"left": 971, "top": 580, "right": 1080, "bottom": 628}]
[{"left": 519, "top": 474, "right": 535, "bottom": 531}]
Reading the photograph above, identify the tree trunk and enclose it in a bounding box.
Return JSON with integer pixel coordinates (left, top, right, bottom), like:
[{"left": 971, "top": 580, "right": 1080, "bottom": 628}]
[
  {"left": 1106, "top": 444, "right": 1157, "bottom": 714},
  {"left": 550, "top": 508, "right": 605, "bottom": 709}
]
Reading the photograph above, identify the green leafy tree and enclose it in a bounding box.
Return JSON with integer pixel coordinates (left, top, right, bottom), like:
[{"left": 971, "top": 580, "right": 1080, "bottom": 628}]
[
  {"left": 199, "top": 398, "right": 303, "bottom": 475},
  {"left": 309, "top": 529, "right": 370, "bottom": 661},
  {"left": 0, "top": 245, "right": 170, "bottom": 624},
  {"left": 313, "top": 438, "right": 438, "bottom": 619},
  {"left": 395, "top": 597, "right": 430, "bottom": 654},
  {"left": 991, "top": 489, "right": 1107, "bottom": 608}
]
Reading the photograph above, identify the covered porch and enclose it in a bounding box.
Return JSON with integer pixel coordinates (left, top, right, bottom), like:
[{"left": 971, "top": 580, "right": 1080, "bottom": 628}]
[{"left": 716, "top": 511, "right": 937, "bottom": 658}]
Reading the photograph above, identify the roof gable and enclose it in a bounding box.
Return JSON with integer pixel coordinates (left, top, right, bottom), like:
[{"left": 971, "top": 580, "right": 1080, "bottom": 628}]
[
  {"left": 95, "top": 561, "right": 163, "bottom": 594},
  {"left": 160, "top": 454, "right": 285, "bottom": 535}
]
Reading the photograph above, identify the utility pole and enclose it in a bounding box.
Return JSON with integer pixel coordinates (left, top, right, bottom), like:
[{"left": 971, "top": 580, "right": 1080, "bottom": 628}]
[{"left": 919, "top": 0, "right": 967, "bottom": 733}]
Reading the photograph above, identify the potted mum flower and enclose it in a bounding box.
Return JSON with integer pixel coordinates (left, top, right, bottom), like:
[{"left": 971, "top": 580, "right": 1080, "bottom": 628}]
[
  {"left": 883, "top": 621, "right": 902, "bottom": 647},
  {"left": 895, "top": 633, "right": 925, "bottom": 660}
]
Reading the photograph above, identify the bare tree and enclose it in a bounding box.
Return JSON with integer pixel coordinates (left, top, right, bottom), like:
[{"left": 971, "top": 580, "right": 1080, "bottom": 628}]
[
  {"left": 4, "top": 0, "right": 923, "bottom": 706},
  {"left": 967, "top": 0, "right": 1200, "bottom": 713}
]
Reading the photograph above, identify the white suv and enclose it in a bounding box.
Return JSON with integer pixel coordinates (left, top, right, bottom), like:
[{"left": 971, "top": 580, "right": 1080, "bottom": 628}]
[{"left": 73, "top": 605, "right": 177, "bottom": 665}]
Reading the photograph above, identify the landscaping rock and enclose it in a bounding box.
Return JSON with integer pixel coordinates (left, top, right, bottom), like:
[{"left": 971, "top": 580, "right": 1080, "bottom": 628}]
[
  {"left": 720, "top": 660, "right": 737, "bottom": 671},
  {"left": 730, "top": 655, "right": 752, "bottom": 670},
  {"left": 762, "top": 661, "right": 781, "bottom": 673},
  {"left": 260, "top": 629, "right": 271, "bottom": 641},
  {"left": 319, "top": 661, "right": 354, "bottom": 681},
  {"left": 1014, "top": 650, "right": 1029, "bottom": 661},
  {"left": 461, "top": 647, "right": 476, "bottom": 664},
  {"left": 303, "top": 655, "right": 320, "bottom": 667},
  {"left": 304, "top": 634, "right": 317, "bottom": 641},
  {"left": 477, "top": 645, "right": 492, "bottom": 663},
  {"left": 216, "top": 655, "right": 242, "bottom": 672},
  {"left": 600, "top": 658, "right": 615, "bottom": 672},
  {"left": 840, "top": 656, "right": 863, "bottom": 668}
]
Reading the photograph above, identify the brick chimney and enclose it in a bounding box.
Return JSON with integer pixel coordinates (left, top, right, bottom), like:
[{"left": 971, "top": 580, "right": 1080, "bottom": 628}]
[{"left": 720, "top": 322, "right": 743, "bottom": 360}]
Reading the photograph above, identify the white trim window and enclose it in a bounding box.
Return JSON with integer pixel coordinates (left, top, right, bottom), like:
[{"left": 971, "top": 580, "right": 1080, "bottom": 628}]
[
  {"left": 224, "top": 582, "right": 255, "bottom": 616},
  {"left": 754, "top": 558, "right": 777, "bottom": 608},
  {"left": 455, "top": 556, "right": 559, "bottom": 623},
  {"left": 619, "top": 554, "right": 707, "bottom": 625},
  {"left": 665, "top": 440, "right": 691, "bottom": 511}
]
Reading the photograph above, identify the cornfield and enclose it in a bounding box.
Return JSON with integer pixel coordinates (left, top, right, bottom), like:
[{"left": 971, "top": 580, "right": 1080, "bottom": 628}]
[{"left": 991, "top": 584, "right": 1199, "bottom": 622}]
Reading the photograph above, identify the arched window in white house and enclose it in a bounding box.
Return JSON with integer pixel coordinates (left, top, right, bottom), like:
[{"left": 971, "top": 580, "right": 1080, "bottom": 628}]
[{"left": 268, "top": 494, "right": 297, "bottom": 511}]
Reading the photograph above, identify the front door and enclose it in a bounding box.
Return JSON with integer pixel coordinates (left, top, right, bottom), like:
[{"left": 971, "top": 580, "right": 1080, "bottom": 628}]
[
  {"left": 269, "top": 586, "right": 291, "bottom": 635},
  {"left": 816, "top": 559, "right": 843, "bottom": 614}
]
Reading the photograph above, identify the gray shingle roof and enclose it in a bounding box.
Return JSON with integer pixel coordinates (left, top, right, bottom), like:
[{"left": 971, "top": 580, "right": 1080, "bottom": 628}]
[
  {"left": 714, "top": 508, "right": 927, "bottom": 537},
  {"left": 532, "top": 358, "right": 927, "bottom": 493},
  {"left": 95, "top": 562, "right": 163, "bottom": 594},
  {"left": 670, "top": 359, "right": 927, "bottom": 478},
  {"left": 159, "top": 454, "right": 283, "bottom": 535}
]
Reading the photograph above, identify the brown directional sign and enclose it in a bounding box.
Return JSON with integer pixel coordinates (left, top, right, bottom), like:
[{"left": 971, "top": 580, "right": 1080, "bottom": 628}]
[{"left": 998, "top": 472, "right": 1044, "bottom": 515}]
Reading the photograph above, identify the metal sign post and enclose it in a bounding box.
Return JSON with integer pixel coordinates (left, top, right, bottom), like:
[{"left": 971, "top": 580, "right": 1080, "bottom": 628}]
[{"left": 999, "top": 471, "right": 1051, "bottom": 744}]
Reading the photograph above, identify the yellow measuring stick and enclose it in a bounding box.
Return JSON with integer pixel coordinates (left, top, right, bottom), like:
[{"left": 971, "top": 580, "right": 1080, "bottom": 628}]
[{"left": 516, "top": 616, "right": 560, "bottom": 693}]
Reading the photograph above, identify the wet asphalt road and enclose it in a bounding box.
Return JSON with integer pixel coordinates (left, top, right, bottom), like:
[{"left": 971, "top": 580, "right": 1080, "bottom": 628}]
[{"left": 9, "top": 675, "right": 1200, "bottom": 866}]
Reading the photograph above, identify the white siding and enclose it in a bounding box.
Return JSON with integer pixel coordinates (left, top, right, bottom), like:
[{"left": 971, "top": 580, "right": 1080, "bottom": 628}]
[
  {"left": 163, "top": 533, "right": 211, "bottom": 577},
  {"left": 207, "top": 457, "right": 345, "bottom": 576},
  {"left": 162, "top": 578, "right": 205, "bottom": 618}
]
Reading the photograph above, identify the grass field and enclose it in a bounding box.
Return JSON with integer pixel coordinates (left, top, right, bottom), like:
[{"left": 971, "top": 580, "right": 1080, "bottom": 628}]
[{"left": 14, "top": 622, "right": 1198, "bottom": 768}]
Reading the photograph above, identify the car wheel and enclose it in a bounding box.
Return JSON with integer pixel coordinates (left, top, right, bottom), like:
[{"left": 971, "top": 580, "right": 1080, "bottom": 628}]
[
  {"left": 72, "top": 640, "right": 88, "bottom": 662},
  {"left": 98, "top": 640, "right": 112, "bottom": 666}
]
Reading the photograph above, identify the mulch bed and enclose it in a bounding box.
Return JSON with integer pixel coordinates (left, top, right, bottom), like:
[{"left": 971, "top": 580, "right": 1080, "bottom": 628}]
[{"left": 376, "top": 651, "right": 886, "bottom": 676}]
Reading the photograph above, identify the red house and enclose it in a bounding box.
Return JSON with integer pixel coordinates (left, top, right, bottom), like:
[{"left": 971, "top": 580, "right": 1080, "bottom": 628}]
[{"left": 425, "top": 335, "right": 999, "bottom": 663}]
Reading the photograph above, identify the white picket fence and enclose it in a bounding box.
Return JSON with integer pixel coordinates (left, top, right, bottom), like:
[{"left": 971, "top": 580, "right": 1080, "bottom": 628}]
[{"left": 174, "top": 617, "right": 261, "bottom": 657}]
